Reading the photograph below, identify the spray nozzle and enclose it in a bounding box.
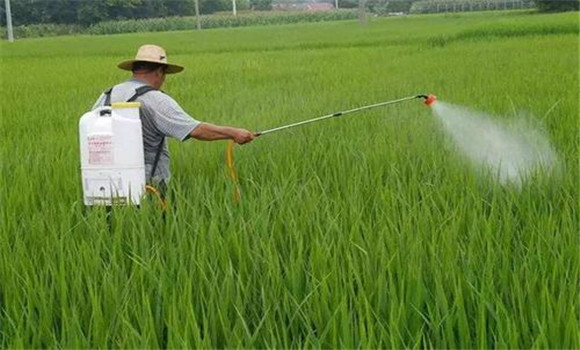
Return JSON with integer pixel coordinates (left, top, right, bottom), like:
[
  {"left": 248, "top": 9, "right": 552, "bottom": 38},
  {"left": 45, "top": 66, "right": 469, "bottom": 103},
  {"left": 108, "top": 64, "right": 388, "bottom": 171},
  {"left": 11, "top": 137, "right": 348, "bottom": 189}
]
[{"left": 416, "top": 94, "right": 437, "bottom": 107}]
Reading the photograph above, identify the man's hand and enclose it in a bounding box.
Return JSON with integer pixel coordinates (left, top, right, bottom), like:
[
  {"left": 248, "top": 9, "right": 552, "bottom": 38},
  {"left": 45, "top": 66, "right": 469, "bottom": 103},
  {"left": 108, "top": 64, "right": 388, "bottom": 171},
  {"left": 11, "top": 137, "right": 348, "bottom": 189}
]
[{"left": 231, "top": 128, "right": 256, "bottom": 145}]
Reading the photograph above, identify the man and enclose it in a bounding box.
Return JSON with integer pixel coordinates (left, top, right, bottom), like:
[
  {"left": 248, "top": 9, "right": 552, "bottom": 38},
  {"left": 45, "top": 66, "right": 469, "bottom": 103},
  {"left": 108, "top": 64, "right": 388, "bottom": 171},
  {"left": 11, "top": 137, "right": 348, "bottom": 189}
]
[{"left": 92, "top": 44, "right": 256, "bottom": 196}]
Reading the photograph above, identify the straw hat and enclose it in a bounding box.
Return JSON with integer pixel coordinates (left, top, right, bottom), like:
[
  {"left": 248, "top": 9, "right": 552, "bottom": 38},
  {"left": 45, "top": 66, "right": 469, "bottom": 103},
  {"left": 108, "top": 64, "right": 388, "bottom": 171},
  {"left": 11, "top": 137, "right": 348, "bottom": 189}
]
[{"left": 117, "top": 44, "right": 184, "bottom": 74}]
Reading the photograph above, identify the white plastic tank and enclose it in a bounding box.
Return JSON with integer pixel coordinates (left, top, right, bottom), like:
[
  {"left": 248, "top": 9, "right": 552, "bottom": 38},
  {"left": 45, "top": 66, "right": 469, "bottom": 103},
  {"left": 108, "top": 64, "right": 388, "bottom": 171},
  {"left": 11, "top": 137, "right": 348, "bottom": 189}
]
[{"left": 79, "top": 102, "right": 146, "bottom": 206}]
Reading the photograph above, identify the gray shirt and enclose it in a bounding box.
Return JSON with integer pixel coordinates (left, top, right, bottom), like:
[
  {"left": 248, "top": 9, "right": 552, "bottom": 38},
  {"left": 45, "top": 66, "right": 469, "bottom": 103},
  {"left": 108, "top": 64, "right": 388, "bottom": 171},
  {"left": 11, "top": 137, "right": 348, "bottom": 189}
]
[{"left": 92, "top": 78, "right": 200, "bottom": 182}]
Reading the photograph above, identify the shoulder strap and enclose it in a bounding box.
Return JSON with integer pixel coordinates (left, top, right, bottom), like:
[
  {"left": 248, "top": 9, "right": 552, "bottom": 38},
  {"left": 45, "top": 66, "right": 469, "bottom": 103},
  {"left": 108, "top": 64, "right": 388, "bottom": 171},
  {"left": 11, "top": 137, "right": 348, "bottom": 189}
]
[
  {"left": 103, "top": 87, "right": 113, "bottom": 106},
  {"left": 127, "top": 85, "right": 157, "bottom": 102},
  {"left": 125, "top": 85, "right": 165, "bottom": 180},
  {"left": 105, "top": 85, "right": 157, "bottom": 105},
  {"left": 150, "top": 138, "right": 165, "bottom": 180},
  {"left": 105, "top": 85, "right": 164, "bottom": 180}
]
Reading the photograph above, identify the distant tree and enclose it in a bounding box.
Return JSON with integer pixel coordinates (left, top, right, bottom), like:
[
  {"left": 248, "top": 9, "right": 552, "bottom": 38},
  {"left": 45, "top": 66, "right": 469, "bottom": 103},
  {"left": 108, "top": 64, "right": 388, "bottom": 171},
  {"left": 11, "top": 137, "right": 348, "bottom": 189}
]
[
  {"left": 250, "top": 0, "right": 273, "bottom": 10},
  {"left": 2, "top": 0, "right": 75, "bottom": 25},
  {"left": 338, "top": 0, "right": 358, "bottom": 8},
  {"left": 255, "top": 0, "right": 273, "bottom": 10},
  {"left": 235, "top": 0, "right": 251, "bottom": 11},
  {"left": 533, "top": 0, "right": 579, "bottom": 11},
  {"left": 0, "top": 0, "right": 232, "bottom": 26},
  {"left": 199, "top": 0, "right": 230, "bottom": 13},
  {"left": 77, "top": 0, "right": 109, "bottom": 25},
  {"left": 134, "top": 0, "right": 169, "bottom": 18},
  {"left": 166, "top": 0, "right": 197, "bottom": 16},
  {"left": 104, "top": 0, "right": 145, "bottom": 21}
]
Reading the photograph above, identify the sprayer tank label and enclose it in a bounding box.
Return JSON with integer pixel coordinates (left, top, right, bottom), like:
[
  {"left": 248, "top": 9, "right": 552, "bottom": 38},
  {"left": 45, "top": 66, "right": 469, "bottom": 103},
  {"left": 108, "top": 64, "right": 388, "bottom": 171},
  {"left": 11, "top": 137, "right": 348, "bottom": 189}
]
[{"left": 88, "top": 135, "right": 113, "bottom": 165}]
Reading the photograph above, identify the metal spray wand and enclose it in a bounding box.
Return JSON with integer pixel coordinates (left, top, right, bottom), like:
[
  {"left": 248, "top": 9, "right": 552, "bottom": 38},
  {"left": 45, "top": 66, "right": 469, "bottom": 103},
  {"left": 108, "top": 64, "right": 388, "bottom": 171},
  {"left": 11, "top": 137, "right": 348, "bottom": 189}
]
[{"left": 256, "top": 94, "right": 437, "bottom": 136}]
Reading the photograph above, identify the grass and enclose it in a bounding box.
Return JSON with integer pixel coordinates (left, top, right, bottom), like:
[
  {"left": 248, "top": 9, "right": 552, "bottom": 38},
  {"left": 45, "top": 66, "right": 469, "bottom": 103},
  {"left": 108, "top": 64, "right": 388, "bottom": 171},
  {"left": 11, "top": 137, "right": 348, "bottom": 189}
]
[{"left": 0, "top": 10, "right": 578, "bottom": 348}]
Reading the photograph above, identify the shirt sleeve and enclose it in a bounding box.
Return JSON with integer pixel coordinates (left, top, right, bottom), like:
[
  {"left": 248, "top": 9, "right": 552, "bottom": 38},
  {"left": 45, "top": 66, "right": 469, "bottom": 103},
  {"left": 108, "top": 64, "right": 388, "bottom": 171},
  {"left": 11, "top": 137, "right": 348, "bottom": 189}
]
[{"left": 147, "top": 92, "right": 201, "bottom": 141}]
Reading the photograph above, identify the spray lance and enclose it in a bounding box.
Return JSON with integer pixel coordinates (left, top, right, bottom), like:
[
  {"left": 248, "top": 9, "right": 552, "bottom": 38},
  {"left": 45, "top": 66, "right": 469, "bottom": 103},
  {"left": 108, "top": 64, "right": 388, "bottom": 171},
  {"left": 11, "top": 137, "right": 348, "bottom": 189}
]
[
  {"left": 255, "top": 94, "right": 437, "bottom": 136},
  {"left": 225, "top": 93, "right": 437, "bottom": 202}
]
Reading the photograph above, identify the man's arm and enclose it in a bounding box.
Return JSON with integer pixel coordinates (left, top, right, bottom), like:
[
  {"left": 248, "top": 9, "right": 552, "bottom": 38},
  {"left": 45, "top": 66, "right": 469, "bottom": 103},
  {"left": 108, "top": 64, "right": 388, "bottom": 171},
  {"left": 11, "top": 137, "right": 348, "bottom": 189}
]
[
  {"left": 190, "top": 122, "right": 256, "bottom": 145},
  {"left": 145, "top": 91, "right": 256, "bottom": 144}
]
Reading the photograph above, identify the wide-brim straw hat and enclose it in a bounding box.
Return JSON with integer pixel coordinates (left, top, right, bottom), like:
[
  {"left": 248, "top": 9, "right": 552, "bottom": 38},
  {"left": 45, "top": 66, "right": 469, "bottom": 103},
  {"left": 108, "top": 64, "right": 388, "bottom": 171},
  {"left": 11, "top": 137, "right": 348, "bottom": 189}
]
[{"left": 117, "top": 44, "right": 184, "bottom": 74}]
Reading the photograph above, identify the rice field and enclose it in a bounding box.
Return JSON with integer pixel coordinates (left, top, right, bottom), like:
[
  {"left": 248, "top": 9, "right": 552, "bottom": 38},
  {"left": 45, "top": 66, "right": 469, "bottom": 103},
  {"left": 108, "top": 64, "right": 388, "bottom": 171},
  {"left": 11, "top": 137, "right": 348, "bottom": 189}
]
[{"left": 0, "top": 10, "right": 578, "bottom": 348}]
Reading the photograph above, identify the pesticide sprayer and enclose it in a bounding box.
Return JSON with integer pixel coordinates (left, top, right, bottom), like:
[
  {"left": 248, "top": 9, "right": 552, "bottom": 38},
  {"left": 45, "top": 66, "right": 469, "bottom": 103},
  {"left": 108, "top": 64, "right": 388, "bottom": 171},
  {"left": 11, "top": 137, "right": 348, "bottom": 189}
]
[
  {"left": 79, "top": 102, "right": 146, "bottom": 206},
  {"left": 79, "top": 93, "right": 437, "bottom": 207}
]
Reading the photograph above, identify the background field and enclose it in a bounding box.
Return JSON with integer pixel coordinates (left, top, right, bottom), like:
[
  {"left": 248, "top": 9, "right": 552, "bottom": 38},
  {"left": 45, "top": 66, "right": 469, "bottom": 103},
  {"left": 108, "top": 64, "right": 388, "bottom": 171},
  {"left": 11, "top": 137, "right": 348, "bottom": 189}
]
[{"left": 0, "top": 10, "right": 578, "bottom": 348}]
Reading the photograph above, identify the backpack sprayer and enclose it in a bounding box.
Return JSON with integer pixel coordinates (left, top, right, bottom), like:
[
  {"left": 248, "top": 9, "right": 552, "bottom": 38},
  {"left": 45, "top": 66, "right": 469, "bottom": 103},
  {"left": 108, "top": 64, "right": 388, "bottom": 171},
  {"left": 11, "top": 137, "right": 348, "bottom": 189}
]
[
  {"left": 79, "top": 86, "right": 166, "bottom": 209},
  {"left": 226, "top": 93, "right": 437, "bottom": 202},
  {"left": 79, "top": 103, "right": 146, "bottom": 207}
]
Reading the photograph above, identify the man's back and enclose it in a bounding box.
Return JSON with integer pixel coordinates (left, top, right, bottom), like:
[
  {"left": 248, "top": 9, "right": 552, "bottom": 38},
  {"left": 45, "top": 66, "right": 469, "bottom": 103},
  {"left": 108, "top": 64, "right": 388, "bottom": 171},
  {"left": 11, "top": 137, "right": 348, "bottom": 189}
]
[{"left": 92, "top": 78, "right": 200, "bottom": 183}]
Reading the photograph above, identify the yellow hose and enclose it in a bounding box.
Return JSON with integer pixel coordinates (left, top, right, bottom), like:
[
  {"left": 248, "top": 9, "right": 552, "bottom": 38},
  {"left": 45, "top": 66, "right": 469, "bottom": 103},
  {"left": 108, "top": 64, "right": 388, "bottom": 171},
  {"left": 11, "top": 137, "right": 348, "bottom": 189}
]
[
  {"left": 145, "top": 184, "right": 167, "bottom": 211},
  {"left": 225, "top": 140, "right": 242, "bottom": 203}
]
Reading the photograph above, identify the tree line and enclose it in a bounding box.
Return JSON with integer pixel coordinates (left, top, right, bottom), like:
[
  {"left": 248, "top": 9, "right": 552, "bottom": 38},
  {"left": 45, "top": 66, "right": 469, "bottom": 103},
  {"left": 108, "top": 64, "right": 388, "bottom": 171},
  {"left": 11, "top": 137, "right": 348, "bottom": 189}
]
[
  {"left": 0, "top": 0, "right": 276, "bottom": 26},
  {"left": 1, "top": 0, "right": 577, "bottom": 27}
]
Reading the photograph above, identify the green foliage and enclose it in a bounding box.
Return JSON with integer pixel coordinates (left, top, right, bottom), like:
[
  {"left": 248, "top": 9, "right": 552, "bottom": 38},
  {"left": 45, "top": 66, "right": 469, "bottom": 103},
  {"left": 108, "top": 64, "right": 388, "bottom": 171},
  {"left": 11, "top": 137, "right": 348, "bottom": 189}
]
[
  {"left": 338, "top": 0, "right": 359, "bottom": 8},
  {"left": 0, "top": 10, "right": 358, "bottom": 38},
  {"left": 0, "top": 22, "right": 85, "bottom": 38},
  {"left": 533, "top": 0, "right": 579, "bottom": 11},
  {"left": 0, "top": 0, "right": 202, "bottom": 26},
  {"left": 200, "top": 0, "right": 231, "bottom": 13},
  {"left": 410, "top": 0, "right": 536, "bottom": 13},
  {"left": 368, "top": 0, "right": 415, "bottom": 14},
  {"left": 76, "top": 1, "right": 109, "bottom": 26},
  {"left": 0, "top": 10, "right": 578, "bottom": 349},
  {"left": 250, "top": 0, "right": 274, "bottom": 10}
]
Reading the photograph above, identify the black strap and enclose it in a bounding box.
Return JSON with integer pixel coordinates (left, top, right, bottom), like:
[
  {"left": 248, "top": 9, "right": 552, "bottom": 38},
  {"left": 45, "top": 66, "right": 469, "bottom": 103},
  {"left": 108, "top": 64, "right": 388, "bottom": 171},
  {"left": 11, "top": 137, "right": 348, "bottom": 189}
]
[
  {"left": 103, "top": 87, "right": 113, "bottom": 106},
  {"left": 103, "top": 85, "right": 156, "bottom": 105},
  {"left": 129, "top": 86, "right": 164, "bottom": 179},
  {"left": 150, "top": 139, "right": 165, "bottom": 180},
  {"left": 128, "top": 85, "right": 156, "bottom": 102},
  {"left": 103, "top": 85, "right": 165, "bottom": 179}
]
